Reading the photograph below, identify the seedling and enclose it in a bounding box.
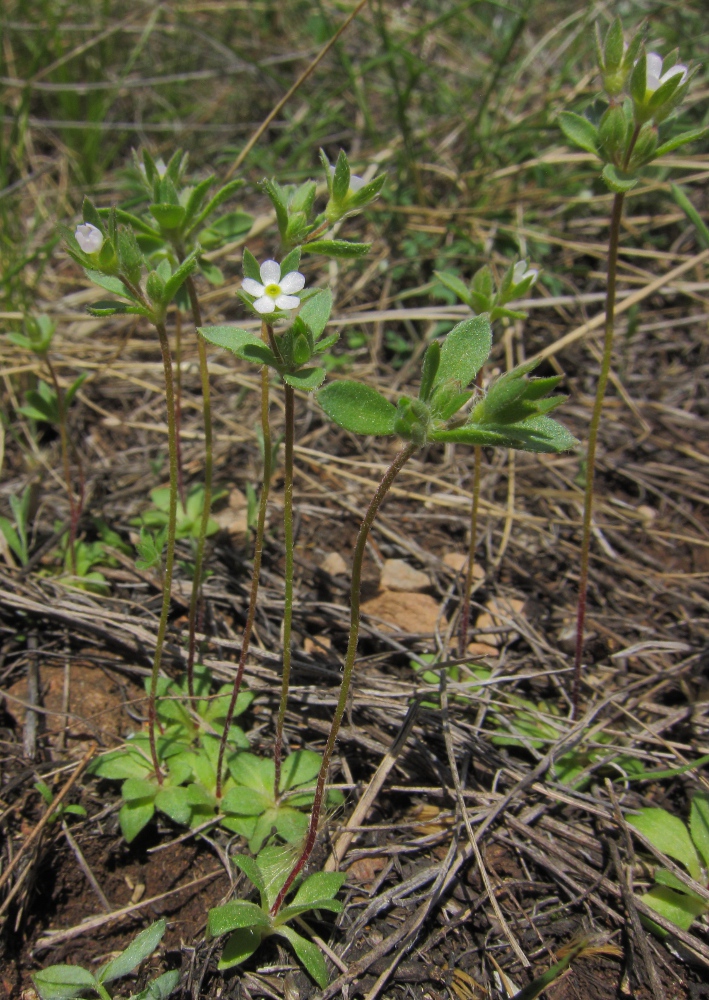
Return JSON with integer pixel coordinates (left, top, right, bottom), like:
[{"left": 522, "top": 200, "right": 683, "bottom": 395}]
[
  {"left": 207, "top": 845, "right": 345, "bottom": 986},
  {"left": 0, "top": 484, "right": 33, "bottom": 567},
  {"left": 34, "top": 781, "right": 87, "bottom": 826},
  {"left": 628, "top": 792, "right": 709, "bottom": 934},
  {"left": 32, "top": 919, "right": 178, "bottom": 1000}
]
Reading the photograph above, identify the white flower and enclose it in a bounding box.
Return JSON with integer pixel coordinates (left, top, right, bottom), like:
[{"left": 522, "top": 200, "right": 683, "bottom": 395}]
[
  {"left": 328, "top": 164, "right": 366, "bottom": 193},
  {"left": 75, "top": 223, "right": 104, "bottom": 254},
  {"left": 645, "top": 52, "right": 687, "bottom": 94},
  {"left": 513, "top": 260, "right": 538, "bottom": 286},
  {"left": 242, "top": 259, "right": 305, "bottom": 315}
]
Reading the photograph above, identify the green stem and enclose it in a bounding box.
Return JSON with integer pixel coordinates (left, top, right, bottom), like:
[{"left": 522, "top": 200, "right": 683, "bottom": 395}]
[
  {"left": 148, "top": 320, "right": 180, "bottom": 784},
  {"left": 174, "top": 308, "right": 186, "bottom": 510},
  {"left": 272, "top": 441, "right": 416, "bottom": 915},
  {"left": 184, "top": 274, "right": 213, "bottom": 703},
  {"left": 45, "top": 356, "right": 77, "bottom": 576},
  {"left": 216, "top": 327, "right": 273, "bottom": 798},
  {"left": 572, "top": 191, "right": 625, "bottom": 719},
  {"left": 274, "top": 383, "right": 295, "bottom": 800},
  {"left": 458, "top": 443, "right": 481, "bottom": 657}
]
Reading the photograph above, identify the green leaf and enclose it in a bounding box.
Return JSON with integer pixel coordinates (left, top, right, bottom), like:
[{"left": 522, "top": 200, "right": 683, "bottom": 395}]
[
  {"left": 281, "top": 750, "right": 322, "bottom": 791},
  {"left": 283, "top": 367, "right": 326, "bottom": 391},
  {"left": 690, "top": 794, "right": 709, "bottom": 871},
  {"left": 129, "top": 969, "right": 181, "bottom": 1000},
  {"left": 419, "top": 342, "right": 441, "bottom": 402},
  {"left": 601, "top": 163, "right": 638, "bottom": 193},
  {"left": 275, "top": 926, "right": 329, "bottom": 988},
  {"left": 207, "top": 900, "right": 271, "bottom": 938},
  {"left": 672, "top": 183, "right": 709, "bottom": 249},
  {"left": 122, "top": 777, "right": 158, "bottom": 802},
  {"left": 629, "top": 808, "right": 702, "bottom": 881},
  {"left": 187, "top": 179, "right": 246, "bottom": 235},
  {"left": 119, "top": 799, "right": 155, "bottom": 843},
  {"left": 242, "top": 247, "right": 261, "bottom": 282},
  {"left": 433, "top": 270, "right": 473, "bottom": 307},
  {"left": 232, "top": 854, "right": 267, "bottom": 907},
  {"left": 162, "top": 248, "right": 200, "bottom": 304},
  {"left": 275, "top": 896, "right": 343, "bottom": 924},
  {"left": 222, "top": 786, "right": 271, "bottom": 817},
  {"left": 653, "top": 867, "right": 707, "bottom": 902},
  {"left": 431, "top": 415, "right": 578, "bottom": 453},
  {"left": 558, "top": 111, "right": 599, "bottom": 155},
  {"left": 65, "top": 371, "right": 90, "bottom": 408},
  {"left": 434, "top": 314, "right": 492, "bottom": 392},
  {"left": 641, "top": 884, "right": 706, "bottom": 932},
  {"left": 33, "top": 964, "right": 97, "bottom": 1000},
  {"left": 90, "top": 748, "right": 152, "bottom": 780},
  {"left": 332, "top": 149, "right": 351, "bottom": 202},
  {"left": 155, "top": 786, "right": 193, "bottom": 826},
  {"left": 99, "top": 920, "right": 166, "bottom": 983},
  {"left": 655, "top": 127, "right": 709, "bottom": 160},
  {"left": 199, "top": 325, "right": 263, "bottom": 356},
  {"left": 299, "top": 289, "right": 333, "bottom": 338},
  {"left": 255, "top": 844, "right": 298, "bottom": 909},
  {"left": 217, "top": 926, "right": 264, "bottom": 970},
  {"left": 291, "top": 870, "right": 346, "bottom": 905},
  {"left": 150, "top": 203, "right": 186, "bottom": 230},
  {"left": 199, "top": 260, "right": 224, "bottom": 286},
  {"left": 84, "top": 270, "right": 133, "bottom": 300},
  {"left": 317, "top": 381, "right": 396, "bottom": 436},
  {"left": 304, "top": 239, "right": 370, "bottom": 258}
]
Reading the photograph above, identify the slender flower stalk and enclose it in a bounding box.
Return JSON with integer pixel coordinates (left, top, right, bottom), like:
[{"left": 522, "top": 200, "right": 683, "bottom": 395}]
[
  {"left": 173, "top": 308, "right": 186, "bottom": 509},
  {"left": 272, "top": 442, "right": 416, "bottom": 915},
  {"left": 215, "top": 323, "right": 274, "bottom": 797},
  {"left": 572, "top": 191, "right": 625, "bottom": 717},
  {"left": 148, "top": 320, "right": 180, "bottom": 783},
  {"left": 183, "top": 273, "right": 213, "bottom": 702},
  {"left": 44, "top": 356, "right": 78, "bottom": 577},
  {"left": 458, "top": 444, "right": 482, "bottom": 657},
  {"left": 274, "top": 383, "right": 295, "bottom": 799}
]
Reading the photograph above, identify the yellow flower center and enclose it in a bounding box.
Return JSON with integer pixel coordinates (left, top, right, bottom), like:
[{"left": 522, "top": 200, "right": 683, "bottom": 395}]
[{"left": 264, "top": 283, "right": 281, "bottom": 297}]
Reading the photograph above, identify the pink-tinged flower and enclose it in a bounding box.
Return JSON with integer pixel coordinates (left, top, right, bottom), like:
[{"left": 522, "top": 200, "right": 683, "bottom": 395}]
[
  {"left": 242, "top": 259, "right": 305, "bottom": 315},
  {"left": 74, "top": 223, "right": 104, "bottom": 254},
  {"left": 645, "top": 52, "right": 687, "bottom": 94}
]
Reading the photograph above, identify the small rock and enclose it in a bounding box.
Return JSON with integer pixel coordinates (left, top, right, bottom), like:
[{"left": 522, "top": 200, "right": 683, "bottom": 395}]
[
  {"left": 304, "top": 635, "right": 332, "bottom": 655},
  {"left": 214, "top": 488, "right": 249, "bottom": 538},
  {"left": 347, "top": 856, "right": 387, "bottom": 883},
  {"left": 361, "top": 591, "right": 446, "bottom": 634},
  {"left": 321, "top": 551, "right": 348, "bottom": 576},
  {"left": 475, "top": 597, "right": 525, "bottom": 646},
  {"left": 466, "top": 641, "right": 499, "bottom": 658},
  {"left": 379, "top": 558, "right": 429, "bottom": 592},
  {"left": 442, "top": 552, "right": 484, "bottom": 580}
]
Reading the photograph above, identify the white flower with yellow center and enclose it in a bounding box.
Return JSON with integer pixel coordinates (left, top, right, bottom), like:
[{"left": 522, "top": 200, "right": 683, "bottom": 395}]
[
  {"left": 242, "top": 259, "right": 305, "bottom": 315},
  {"left": 75, "top": 223, "right": 104, "bottom": 254}
]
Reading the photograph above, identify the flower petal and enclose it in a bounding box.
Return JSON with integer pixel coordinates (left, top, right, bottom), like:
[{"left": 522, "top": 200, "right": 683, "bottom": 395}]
[
  {"left": 275, "top": 294, "right": 301, "bottom": 311},
  {"left": 349, "top": 174, "right": 366, "bottom": 192},
  {"left": 278, "top": 271, "right": 305, "bottom": 294},
  {"left": 645, "top": 52, "right": 663, "bottom": 91},
  {"left": 253, "top": 296, "right": 276, "bottom": 314},
  {"left": 75, "top": 223, "right": 104, "bottom": 254},
  {"left": 242, "top": 278, "right": 265, "bottom": 297},
  {"left": 260, "top": 260, "right": 281, "bottom": 284},
  {"left": 513, "top": 260, "right": 527, "bottom": 284},
  {"left": 660, "top": 63, "right": 687, "bottom": 86}
]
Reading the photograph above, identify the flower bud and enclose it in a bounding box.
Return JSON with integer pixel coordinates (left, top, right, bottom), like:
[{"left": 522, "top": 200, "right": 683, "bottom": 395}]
[{"left": 75, "top": 222, "right": 104, "bottom": 255}]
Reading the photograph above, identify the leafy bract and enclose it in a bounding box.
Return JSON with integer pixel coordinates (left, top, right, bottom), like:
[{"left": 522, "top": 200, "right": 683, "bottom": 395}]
[
  {"left": 275, "top": 926, "right": 329, "bottom": 988},
  {"left": 433, "top": 314, "right": 492, "bottom": 395},
  {"left": 199, "top": 325, "right": 263, "bottom": 356},
  {"left": 317, "top": 381, "right": 396, "bottom": 436},
  {"left": 558, "top": 111, "right": 599, "bottom": 154}
]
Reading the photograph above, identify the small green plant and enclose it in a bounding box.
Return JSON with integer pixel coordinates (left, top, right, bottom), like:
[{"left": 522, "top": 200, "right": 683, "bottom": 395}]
[
  {"left": 558, "top": 18, "right": 706, "bottom": 716},
  {"left": 32, "top": 919, "right": 178, "bottom": 1000},
  {"left": 0, "top": 484, "right": 33, "bottom": 567},
  {"left": 207, "top": 845, "right": 345, "bottom": 986},
  {"left": 34, "top": 781, "right": 87, "bottom": 825},
  {"left": 132, "top": 484, "right": 220, "bottom": 541},
  {"left": 628, "top": 792, "right": 709, "bottom": 934},
  {"left": 409, "top": 654, "right": 491, "bottom": 709}
]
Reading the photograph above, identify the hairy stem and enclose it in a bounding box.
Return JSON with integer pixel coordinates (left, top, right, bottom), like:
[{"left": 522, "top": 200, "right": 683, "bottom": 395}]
[
  {"left": 572, "top": 191, "right": 625, "bottom": 719},
  {"left": 216, "top": 326, "right": 273, "bottom": 797},
  {"left": 148, "top": 320, "right": 180, "bottom": 784},
  {"left": 272, "top": 442, "right": 416, "bottom": 915},
  {"left": 458, "top": 444, "right": 482, "bottom": 657},
  {"left": 45, "top": 357, "right": 77, "bottom": 576},
  {"left": 274, "top": 383, "right": 295, "bottom": 799},
  {"left": 184, "top": 274, "right": 213, "bottom": 702}
]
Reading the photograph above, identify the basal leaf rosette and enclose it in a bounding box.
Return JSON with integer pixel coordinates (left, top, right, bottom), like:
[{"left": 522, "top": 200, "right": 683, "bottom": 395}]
[
  {"left": 222, "top": 750, "right": 344, "bottom": 853},
  {"left": 207, "top": 844, "right": 346, "bottom": 986}
]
